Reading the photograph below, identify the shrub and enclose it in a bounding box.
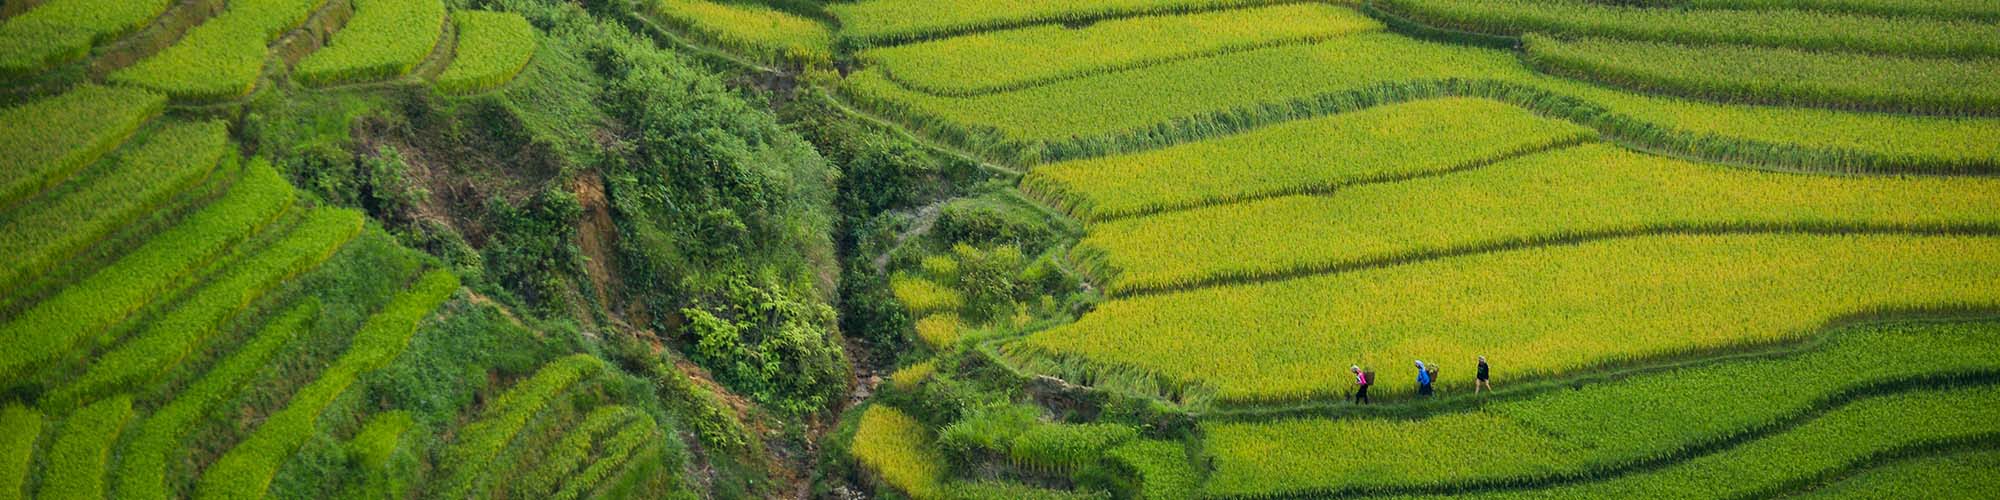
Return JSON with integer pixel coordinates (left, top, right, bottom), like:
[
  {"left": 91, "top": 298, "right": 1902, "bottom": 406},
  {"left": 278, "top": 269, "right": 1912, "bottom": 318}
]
[
  {"left": 294, "top": 0, "right": 447, "bottom": 87},
  {"left": 0, "top": 84, "right": 164, "bottom": 209},
  {"left": 0, "top": 119, "right": 229, "bottom": 295},
  {"left": 0, "top": 160, "right": 292, "bottom": 387},
  {"left": 434, "top": 11, "right": 537, "bottom": 95}
]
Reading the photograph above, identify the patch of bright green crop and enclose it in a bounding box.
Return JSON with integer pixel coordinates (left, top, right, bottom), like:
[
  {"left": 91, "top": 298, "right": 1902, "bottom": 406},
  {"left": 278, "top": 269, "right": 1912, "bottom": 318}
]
[
  {"left": 1525, "top": 34, "right": 2000, "bottom": 115},
  {"left": 0, "top": 85, "right": 164, "bottom": 209},
  {"left": 1079, "top": 144, "right": 2000, "bottom": 293},
  {"left": 1026, "top": 233, "right": 2000, "bottom": 404},
  {"left": 432, "top": 353, "right": 605, "bottom": 499},
  {"left": 111, "top": 0, "right": 334, "bottom": 101},
  {"left": 844, "top": 32, "right": 2000, "bottom": 172},
  {"left": 0, "top": 405, "right": 40, "bottom": 499},
  {"left": 1024, "top": 97, "right": 1593, "bottom": 221},
  {"left": 196, "top": 269, "right": 459, "bottom": 500},
  {"left": 36, "top": 395, "right": 133, "bottom": 499},
  {"left": 1651, "top": 0, "right": 2000, "bottom": 20},
  {"left": 1380, "top": 0, "right": 2000, "bottom": 59},
  {"left": 646, "top": 0, "right": 832, "bottom": 66},
  {"left": 851, "top": 405, "right": 946, "bottom": 499},
  {"left": 0, "top": 120, "right": 228, "bottom": 296},
  {"left": 861, "top": 4, "right": 1380, "bottom": 96},
  {"left": 435, "top": 11, "right": 537, "bottom": 95},
  {"left": 1107, "top": 440, "right": 1197, "bottom": 500},
  {"left": 44, "top": 207, "right": 364, "bottom": 410},
  {"left": 1202, "top": 320, "right": 2000, "bottom": 496},
  {"left": 517, "top": 406, "right": 642, "bottom": 498},
  {"left": 0, "top": 0, "right": 172, "bottom": 78},
  {"left": 294, "top": 0, "right": 446, "bottom": 87},
  {"left": 1793, "top": 449, "right": 2000, "bottom": 498},
  {"left": 552, "top": 413, "right": 660, "bottom": 500},
  {"left": 0, "top": 160, "right": 292, "bottom": 387},
  {"left": 830, "top": 0, "right": 1298, "bottom": 46}
]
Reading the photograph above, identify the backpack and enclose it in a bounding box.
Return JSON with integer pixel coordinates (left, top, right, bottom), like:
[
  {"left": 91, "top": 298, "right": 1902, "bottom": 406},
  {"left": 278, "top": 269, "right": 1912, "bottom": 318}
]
[
  {"left": 1427, "top": 366, "right": 1439, "bottom": 382},
  {"left": 1362, "top": 370, "right": 1375, "bottom": 386}
]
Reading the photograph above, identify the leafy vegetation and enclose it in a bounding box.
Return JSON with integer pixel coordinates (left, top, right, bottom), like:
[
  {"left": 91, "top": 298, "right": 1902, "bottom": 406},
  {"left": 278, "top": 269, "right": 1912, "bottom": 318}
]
[
  {"left": 861, "top": 4, "right": 1381, "bottom": 96},
  {"left": 0, "top": 0, "right": 172, "bottom": 78},
  {"left": 435, "top": 11, "right": 537, "bottom": 95},
  {"left": 0, "top": 85, "right": 164, "bottom": 209},
  {"left": 1525, "top": 35, "right": 2000, "bottom": 115},
  {"left": 1024, "top": 97, "right": 1593, "bottom": 221},
  {"left": 1078, "top": 144, "right": 2000, "bottom": 293},
  {"left": 110, "top": 0, "right": 334, "bottom": 100},
  {"left": 294, "top": 0, "right": 446, "bottom": 87},
  {"left": 1029, "top": 233, "right": 2000, "bottom": 403},
  {"left": 0, "top": 120, "right": 227, "bottom": 296},
  {"left": 0, "top": 161, "right": 292, "bottom": 388}
]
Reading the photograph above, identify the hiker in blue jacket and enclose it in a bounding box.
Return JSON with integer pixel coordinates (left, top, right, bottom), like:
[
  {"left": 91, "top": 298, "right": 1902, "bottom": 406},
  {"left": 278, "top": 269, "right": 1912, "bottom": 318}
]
[{"left": 1415, "top": 360, "right": 1434, "bottom": 396}]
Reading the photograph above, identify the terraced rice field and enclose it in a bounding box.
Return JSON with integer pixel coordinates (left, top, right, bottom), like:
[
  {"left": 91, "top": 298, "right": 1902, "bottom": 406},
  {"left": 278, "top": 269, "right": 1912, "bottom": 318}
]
[{"left": 596, "top": 0, "right": 2000, "bottom": 497}]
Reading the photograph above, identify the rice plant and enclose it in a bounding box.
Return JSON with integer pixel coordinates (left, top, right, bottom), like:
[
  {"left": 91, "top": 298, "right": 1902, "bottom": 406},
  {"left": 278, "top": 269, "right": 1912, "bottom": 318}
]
[
  {"left": 830, "top": 0, "right": 1297, "bottom": 47},
  {"left": 1379, "top": 0, "right": 2000, "bottom": 59},
  {"left": 431, "top": 353, "right": 605, "bottom": 499},
  {"left": 646, "top": 0, "right": 833, "bottom": 67},
  {"left": 0, "top": 0, "right": 172, "bottom": 79},
  {"left": 110, "top": 0, "right": 335, "bottom": 101},
  {"left": 0, "top": 85, "right": 165, "bottom": 209},
  {"left": 293, "top": 0, "right": 447, "bottom": 87},
  {"left": 851, "top": 405, "right": 946, "bottom": 499},
  {"left": 435, "top": 11, "right": 538, "bottom": 95}
]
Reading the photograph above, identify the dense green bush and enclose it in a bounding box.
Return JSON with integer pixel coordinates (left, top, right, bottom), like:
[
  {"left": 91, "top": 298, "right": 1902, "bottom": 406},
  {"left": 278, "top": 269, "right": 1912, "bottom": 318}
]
[{"left": 682, "top": 277, "right": 847, "bottom": 415}]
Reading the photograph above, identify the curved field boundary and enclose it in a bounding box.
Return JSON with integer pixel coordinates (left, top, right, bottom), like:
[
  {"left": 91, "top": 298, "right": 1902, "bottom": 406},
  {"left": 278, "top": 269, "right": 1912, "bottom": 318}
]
[
  {"left": 840, "top": 35, "right": 2000, "bottom": 174},
  {"left": 194, "top": 269, "right": 459, "bottom": 500},
  {"left": 1021, "top": 97, "right": 1594, "bottom": 223},
  {"left": 0, "top": 0, "right": 173, "bottom": 80},
  {"left": 552, "top": 414, "right": 661, "bottom": 500},
  {"left": 518, "top": 405, "right": 643, "bottom": 498},
  {"left": 434, "top": 10, "right": 537, "bottom": 96},
  {"left": 113, "top": 302, "right": 317, "bottom": 500},
  {"left": 829, "top": 0, "right": 1307, "bottom": 48},
  {"left": 859, "top": 4, "right": 1383, "bottom": 98},
  {"left": 1198, "top": 320, "right": 2000, "bottom": 497},
  {"left": 0, "top": 85, "right": 165, "bottom": 210},
  {"left": 1076, "top": 144, "right": 2000, "bottom": 295},
  {"left": 1522, "top": 34, "right": 2000, "bottom": 117},
  {"left": 43, "top": 207, "right": 364, "bottom": 411},
  {"left": 294, "top": 0, "right": 446, "bottom": 87},
  {"left": 35, "top": 395, "right": 133, "bottom": 499},
  {"left": 432, "top": 354, "right": 607, "bottom": 499},
  {"left": 1212, "top": 383, "right": 2000, "bottom": 499},
  {"left": 0, "top": 161, "right": 293, "bottom": 388},
  {"left": 1789, "top": 448, "right": 2000, "bottom": 498},
  {"left": 0, "top": 119, "right": 228, "bottom": 297},
  {"left": 1024, "top": 233, "right": 2000, "bottom": 404},
  {"left": 1617, "top": 0, "right": 2000, "bottom": 22}
]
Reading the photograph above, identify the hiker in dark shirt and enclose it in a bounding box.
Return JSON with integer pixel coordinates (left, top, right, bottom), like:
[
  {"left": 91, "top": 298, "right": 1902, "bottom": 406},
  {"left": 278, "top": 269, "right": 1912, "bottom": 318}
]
[
  {"left": 1475, "top": 356, "right": 1491, "bottom": 394},
  {"left": 1351, "top": 365, "right": 1372, "bottom": 404}
]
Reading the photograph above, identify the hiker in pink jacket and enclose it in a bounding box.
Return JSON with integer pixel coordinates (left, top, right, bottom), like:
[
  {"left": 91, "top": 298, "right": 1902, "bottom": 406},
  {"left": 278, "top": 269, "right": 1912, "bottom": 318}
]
[{"left": 1351, "top": 365, "right": 1372, "bottom": 404}]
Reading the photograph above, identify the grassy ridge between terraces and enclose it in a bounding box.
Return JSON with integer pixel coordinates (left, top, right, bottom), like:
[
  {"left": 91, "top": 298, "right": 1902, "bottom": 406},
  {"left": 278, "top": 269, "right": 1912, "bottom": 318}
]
[
  {"left": 111, "top": 0, "right": 334, "bottom": 101},
  {"left": 1023, "top": 97, "right": 1594, "bottom": 222},
  {"left": 0, "top": 120, "right": 228, "bottom": 297},
  {"left": 0, "top": 161, "right": 293, "bottom": 388},
  {"left": 0, "top": 85, "right": 164, "bottom": 210},
  {"left": 436, "top": 10, "right": 538, "bottom": 95},
  {"left": 432, "top": 354, "right": 606, "bottom": 499},
  {"left": 294, "top": 0, "right": 447, "bottom": 87},
  {"left": 1377, "top": 0, "right": 2000, "bottom": 59},
  {"left": 1023, "top": 233, "right": 2000, "bottom": 404},
  {"left": 1523, "top": 35, "right": 2000, "bottom": 116},
  {"left": 0, "top": 0, "right": 172, "bottom": 79},
  {"left": 845, "top": 32, "right": 2000, "bottom": 172},
  {"left": 1201, "top": 320, "right": 2000, "bottom": 497},
  {"left": 1076, "top": 144, "right": 2000, "bottom": 294},
  {"left": 195, "top": 269, "right": 459, "bottom": 500},
  {"left": 518, "top": 406, "right": 641, "bottom": 498},
  {"left": 829, "top": 0, "right": 1302, "bottom": 47},
  {"left": 861, "top": 4, "right": 1381, "bottom": 97},
  {"left": 645, "top": 0, "right": 832, "bottom": 67}
]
